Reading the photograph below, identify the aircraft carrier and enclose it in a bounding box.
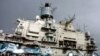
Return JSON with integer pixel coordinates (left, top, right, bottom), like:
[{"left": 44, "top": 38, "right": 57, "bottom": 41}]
[{"left": 0, "top": 3, "right": 99, "bottom": 56}]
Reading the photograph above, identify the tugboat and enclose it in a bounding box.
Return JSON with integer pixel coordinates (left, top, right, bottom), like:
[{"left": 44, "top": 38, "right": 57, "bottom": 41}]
[{"left": 0, "top": 3, "right": 98, "bottom": 56}]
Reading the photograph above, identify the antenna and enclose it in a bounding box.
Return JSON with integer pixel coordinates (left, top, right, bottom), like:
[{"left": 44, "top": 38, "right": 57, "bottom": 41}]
[
  {"left": 76, "top": 23, "right": 81, "bottom": 31},
  {"left": 64, "top": 14, "right": 76, "bottom": 29},
  {"left": 83, "top": 24, "right": 87, "bottom": 32}
]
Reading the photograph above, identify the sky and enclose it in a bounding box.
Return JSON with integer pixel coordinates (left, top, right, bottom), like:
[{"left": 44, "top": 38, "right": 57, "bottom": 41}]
[{"left": 0, "top": 0, "right": 100, "bottom": 54}]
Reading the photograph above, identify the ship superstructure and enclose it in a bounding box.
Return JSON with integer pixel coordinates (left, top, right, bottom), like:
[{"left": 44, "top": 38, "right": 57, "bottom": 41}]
[{"left": 0, "top": 3, "right": 98, "bottom": 56}]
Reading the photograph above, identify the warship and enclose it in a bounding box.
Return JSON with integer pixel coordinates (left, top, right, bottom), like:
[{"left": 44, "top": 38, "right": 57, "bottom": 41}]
[{"left": 0, "top": 3, "right": 99, "bottom": 56}]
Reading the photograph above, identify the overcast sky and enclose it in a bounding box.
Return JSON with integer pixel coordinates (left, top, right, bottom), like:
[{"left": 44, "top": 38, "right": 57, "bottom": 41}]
[{"left": 0, "top": 0, "right": 100, "bottom": 54}]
